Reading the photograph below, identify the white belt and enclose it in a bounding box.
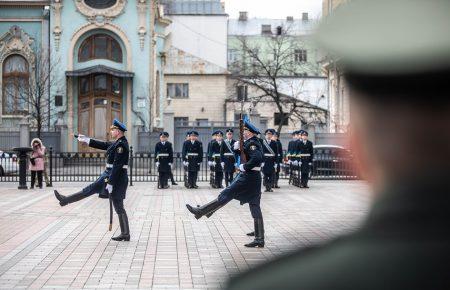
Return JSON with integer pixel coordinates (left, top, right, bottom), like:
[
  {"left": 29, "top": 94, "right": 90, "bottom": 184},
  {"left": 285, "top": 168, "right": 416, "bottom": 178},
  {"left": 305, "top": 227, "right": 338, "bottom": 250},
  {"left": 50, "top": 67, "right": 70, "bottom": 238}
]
[
  {"left": 157, "top": 153, "right": 169, "bottom": 157},
  {"left": 106, "top": 164, "right": 128, "bottom": 169},
  {"left": 299, "top": 154, "right": 311, "bottom": 157},
  {"left": 251, "top": 167, "right": 261, "bottom": 171},
  {"left": 187, "top": 153, "right": 198, "bottom": 156},
  {"left": 212, "top": 154, "right": 221, "bottom": 157},
  {"left": 264, "top": 153, "right": 275, "bottom": 157},
  {"left": 224, "top": 153, "right": 234, "bottom": 156}
]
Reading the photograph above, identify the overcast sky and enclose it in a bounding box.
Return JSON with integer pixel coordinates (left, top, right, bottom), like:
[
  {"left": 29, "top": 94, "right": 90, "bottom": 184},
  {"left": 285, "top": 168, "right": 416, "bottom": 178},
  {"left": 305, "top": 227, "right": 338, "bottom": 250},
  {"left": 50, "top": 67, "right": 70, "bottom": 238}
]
[{"left": 224, "top": 0, "right": 323, "bottom": 20}]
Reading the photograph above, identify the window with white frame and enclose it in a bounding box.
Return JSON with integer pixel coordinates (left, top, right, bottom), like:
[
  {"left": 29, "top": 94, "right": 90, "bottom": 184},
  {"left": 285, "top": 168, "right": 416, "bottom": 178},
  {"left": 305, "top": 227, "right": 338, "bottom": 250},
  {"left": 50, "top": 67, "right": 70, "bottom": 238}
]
[{"left": 294, "top": 49, "right": 307, "bottom": 63}]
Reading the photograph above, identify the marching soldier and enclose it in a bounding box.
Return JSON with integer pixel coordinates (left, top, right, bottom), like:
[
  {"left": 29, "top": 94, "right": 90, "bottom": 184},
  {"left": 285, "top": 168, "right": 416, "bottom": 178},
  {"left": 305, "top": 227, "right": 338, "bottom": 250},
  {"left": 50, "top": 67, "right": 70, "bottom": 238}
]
[
  {"left": 272, "top": 131, "right": 283, "bottom": 188},
  {"left": 155, "top": 132, "right": 174, "bottom": 189},
  {"left": 182, "top": 131, "right": 203, "bottom": 188},
  {"left": 298, "top": 130, "right": 314, "bottom": 188},
  {"left": 54, "top": 119, "right": 130, "bottom": 241},
  {"left": 221, "top": 128, "right": 237, "bottom": 187},
  {"left": 209, "top": 131, "right": 224, "bottom": 188},
  {"left": 186, "top": 118, "right": 265, "bottom": 248},
  {"left": 261, "top": 129, "right": 278, "bottom": 192}
]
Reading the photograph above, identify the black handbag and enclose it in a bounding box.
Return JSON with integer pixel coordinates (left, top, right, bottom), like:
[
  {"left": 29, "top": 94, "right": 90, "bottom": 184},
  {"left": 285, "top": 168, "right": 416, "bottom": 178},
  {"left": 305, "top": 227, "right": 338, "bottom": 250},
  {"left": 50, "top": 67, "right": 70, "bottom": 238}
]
[{"left": 30, "top": 157, "right": 36, "bottom": 166}]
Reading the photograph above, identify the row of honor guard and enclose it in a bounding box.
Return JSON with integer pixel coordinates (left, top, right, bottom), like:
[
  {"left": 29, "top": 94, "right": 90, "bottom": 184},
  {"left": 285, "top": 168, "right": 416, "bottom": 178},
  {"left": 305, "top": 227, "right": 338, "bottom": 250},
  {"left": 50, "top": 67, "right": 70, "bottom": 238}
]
[
  {"left": 286, "top": 130, "right": 314, "bottom": 188},
  {"left": 155, "top": 128, "right": 313, "bottom": 190}
]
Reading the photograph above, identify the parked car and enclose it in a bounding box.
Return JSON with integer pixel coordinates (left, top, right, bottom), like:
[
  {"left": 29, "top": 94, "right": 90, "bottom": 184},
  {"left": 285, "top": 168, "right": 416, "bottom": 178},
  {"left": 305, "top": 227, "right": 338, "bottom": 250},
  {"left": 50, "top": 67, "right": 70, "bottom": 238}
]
[
  {"left": 312, "top": 145, "right": 359, "bottom": 178},
  {"left": 0, "top": 151, "right": 18, "bottom": 176}
]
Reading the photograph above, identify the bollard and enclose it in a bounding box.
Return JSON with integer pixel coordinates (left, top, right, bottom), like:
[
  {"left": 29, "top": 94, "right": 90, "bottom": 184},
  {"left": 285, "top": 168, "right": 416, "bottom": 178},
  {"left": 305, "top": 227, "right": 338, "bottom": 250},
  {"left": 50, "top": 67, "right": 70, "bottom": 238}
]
[{"left": 12, "top": 147, "right": 33, "bottom": 189}]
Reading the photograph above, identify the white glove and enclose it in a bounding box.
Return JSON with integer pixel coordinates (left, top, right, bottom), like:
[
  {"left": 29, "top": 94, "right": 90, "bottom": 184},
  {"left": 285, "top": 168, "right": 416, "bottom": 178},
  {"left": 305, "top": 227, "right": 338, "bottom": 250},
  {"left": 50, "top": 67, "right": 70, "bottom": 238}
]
[
  {"left": 308, "top": 162, "right": 312, "bottom": 166},
  {"left": 168, "top": 163, "right": 172, "bottom": 167},
  {"left": 221, "top": 162, "right": 225, "bottom": 168},
  {"left": 233, "top": 142, "right": 240, "bottom": 150},
  {"left": 274, "top": 164, "right": 278, "bottom": 169},
  {"left": 77, "top": 134, "right": 90, "bottom": 144},
  {"left": 183, "top": 161, "right": 189, "bottom": 166},
  {"left": 208, "top": 161, "right": 213, "bottom": 166},
  {"left": 212, "top": 161, "right": 216, "bottom": 166},
  {"left": 261, "top": 162, "right": 265, "bottom": 167},
  {"left": 156, "top": 162, "right": 160, "bottom": 168},
  {"left": 293, "top": 160, "right": 299, "bottom": 166},
  {"left": 239, "top": 164, "right": 245, "bottom": 172},
  {"left": 287, "top": 160, "right": 292, "bottom": 165},
  {"left": 106, "top": 184, "right": 113, "bottom": 193}
]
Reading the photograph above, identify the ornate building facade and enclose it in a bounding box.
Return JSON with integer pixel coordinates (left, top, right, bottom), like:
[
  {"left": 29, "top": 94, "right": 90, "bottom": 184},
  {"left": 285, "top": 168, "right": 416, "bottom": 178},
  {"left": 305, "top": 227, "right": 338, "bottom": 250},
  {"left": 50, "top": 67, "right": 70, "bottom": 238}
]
[{"left": 0, "top": 0, "right": 169, "bottom": 151}]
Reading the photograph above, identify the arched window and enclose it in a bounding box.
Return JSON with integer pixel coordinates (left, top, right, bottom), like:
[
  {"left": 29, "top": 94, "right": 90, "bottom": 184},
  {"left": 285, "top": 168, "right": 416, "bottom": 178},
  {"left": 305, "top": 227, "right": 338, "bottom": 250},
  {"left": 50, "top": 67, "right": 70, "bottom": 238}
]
[
  {"left": 78, "top": 34, "right": 122, "bottom": 63},
  {"left": 2, "top": 54, "right": 29, "bottom": 115},
  {"left": 84, "top": 0, "right": 117, "bottom": 9}
]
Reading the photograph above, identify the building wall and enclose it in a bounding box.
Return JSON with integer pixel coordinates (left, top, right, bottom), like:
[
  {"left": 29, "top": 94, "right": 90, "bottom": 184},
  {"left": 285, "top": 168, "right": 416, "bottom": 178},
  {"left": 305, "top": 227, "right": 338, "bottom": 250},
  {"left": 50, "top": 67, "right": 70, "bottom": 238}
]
[
  {"left": 166, "top": 15, "right": 228, "bottom": 69},
  {"left": 164, "top": 74, "right": 227, "bottom": 122},
  {"left": 50, "top": 0, "right": 153, "bottom": 150},
  {"left": 225, "top": 78, "right": 328, "bottom": 133},
  {"left": 0, "top": 3, "right": 49, "bottom": 130},
  {"left": 322, "top": 0, "right": 351, "bottom": 133},
  {"left": 322, "top": 0, "right": 349, "bottom": 16}
]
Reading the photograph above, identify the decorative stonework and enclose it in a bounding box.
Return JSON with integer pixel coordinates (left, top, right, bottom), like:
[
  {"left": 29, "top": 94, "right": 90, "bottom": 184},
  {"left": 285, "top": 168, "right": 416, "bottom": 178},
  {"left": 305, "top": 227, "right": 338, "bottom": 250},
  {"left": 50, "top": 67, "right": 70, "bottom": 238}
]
[
  {"left": 74, "top": 0, "right": 127, "bottom": 25},
  {"left": 137, "top": 0, "right": 147, "bottom": 50},
  {"left": 0, "top": 26, "right": 36, "bottom": 71},
  {"left": 0, "top": 26, "right": 36, "bottom": 118},
  {"left": 52, "top": 0, "right": 63, "bottom": 51}
]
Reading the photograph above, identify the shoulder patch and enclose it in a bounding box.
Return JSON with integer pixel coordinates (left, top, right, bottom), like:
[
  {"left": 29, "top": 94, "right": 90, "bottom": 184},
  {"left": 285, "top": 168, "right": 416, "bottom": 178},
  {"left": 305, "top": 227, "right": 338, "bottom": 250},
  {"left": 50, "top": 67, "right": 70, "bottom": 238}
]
[
  {"left": 250, "top": 145, "right": 257, "bottom": 150},
  {"left": 117, "top": 146, "right": 123, "bottom": 154}
]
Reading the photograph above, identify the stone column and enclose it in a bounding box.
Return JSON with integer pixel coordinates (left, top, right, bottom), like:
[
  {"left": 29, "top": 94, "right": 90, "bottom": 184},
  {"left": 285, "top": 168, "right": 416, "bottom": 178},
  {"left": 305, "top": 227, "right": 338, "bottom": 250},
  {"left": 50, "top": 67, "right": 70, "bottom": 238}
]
[{"left": 19, "top": 118, "right": 30, "bottom": 147}]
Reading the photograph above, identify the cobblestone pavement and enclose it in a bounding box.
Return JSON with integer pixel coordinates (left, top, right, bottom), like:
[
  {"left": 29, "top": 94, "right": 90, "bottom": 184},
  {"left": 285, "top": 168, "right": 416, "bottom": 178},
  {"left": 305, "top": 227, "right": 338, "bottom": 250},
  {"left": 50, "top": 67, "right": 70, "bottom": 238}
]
[{"left": 0, "top": 180, "right": 370, "bottom": 289}]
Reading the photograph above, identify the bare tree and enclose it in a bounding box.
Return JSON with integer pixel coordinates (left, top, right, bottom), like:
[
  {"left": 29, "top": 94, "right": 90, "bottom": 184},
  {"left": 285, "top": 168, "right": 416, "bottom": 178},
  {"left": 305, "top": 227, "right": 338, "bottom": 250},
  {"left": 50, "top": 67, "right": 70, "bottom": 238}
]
[
  {"left": 228, "top": 25, "right": 327, "bottom": 133},
  {"left": 4, "top": 48, "right": 62, "bottom": 138}
]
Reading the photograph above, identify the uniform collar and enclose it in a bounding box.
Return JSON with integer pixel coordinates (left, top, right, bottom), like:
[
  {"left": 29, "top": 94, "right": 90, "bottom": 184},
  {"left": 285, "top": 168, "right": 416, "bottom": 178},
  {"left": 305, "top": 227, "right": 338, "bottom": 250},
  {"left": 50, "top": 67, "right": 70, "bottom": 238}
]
[{"left": 363, "top": 176, "right": 450, "bottom": 234}]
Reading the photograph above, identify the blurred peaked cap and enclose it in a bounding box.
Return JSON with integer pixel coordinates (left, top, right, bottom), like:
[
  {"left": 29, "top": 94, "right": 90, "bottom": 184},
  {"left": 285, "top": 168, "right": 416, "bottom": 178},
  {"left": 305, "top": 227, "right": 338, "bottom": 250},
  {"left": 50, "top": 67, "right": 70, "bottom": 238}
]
[
  {"left": 243, "top": 119, "right": 260, "bottom": 135},
  {"left": 160, "top": 132, "right": 169, "bottom": 137},
  {"left": 190, "top": 131, "right": 199, "bottom": 136},
  {"left": 315, "top": 0, "right": 450, "bottom": 75}
]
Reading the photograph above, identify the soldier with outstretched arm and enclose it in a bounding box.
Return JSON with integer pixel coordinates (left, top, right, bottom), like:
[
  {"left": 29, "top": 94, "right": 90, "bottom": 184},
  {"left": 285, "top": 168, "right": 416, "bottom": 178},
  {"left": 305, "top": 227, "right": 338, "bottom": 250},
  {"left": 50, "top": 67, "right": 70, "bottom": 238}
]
[{"left": 54, "top": 119, "right": 130, "bottom": 242}]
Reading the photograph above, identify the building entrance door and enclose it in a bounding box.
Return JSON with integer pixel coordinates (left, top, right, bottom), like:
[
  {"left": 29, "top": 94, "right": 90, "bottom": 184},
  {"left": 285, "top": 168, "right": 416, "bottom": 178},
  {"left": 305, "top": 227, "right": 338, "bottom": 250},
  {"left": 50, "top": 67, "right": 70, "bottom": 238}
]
[{"left": 77, "top": 73, "right": 122, "bottom": 151}]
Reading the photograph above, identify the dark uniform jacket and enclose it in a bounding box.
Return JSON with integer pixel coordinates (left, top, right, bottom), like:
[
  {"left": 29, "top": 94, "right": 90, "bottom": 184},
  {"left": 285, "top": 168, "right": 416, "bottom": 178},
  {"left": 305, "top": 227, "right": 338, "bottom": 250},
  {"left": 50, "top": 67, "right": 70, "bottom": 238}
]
[
  {"left": 155, "top": 141, "right": 173, "bottom": 172},
  {"left": 275, "top": 139, "right": 283, "bottom": 164},
  {"left": 287, "top": 139, "right": 298, "bottom": 163},
  {"left": 260, "top": 138, "right": 278, "bottom": 175},
  {"left": 219, "top": 135, "right": 263, "bottom": 205},
  {"left": 209, "top": 140, "right": 223, "bottom": 172},
  {"left": 227, "top": 181, "right": 450, "bottom": 290},
  {"left": 221, "top": 138, "right": 237, "bottom": 172},
  {"left": 182, "top": 140, "right": 203, "bottom": 171},
  {"left": 298, "top": 140, "right": 314, "bottom": 163},
  {"left": 89, "top": 136, "right": 129, "bottom": 199}
]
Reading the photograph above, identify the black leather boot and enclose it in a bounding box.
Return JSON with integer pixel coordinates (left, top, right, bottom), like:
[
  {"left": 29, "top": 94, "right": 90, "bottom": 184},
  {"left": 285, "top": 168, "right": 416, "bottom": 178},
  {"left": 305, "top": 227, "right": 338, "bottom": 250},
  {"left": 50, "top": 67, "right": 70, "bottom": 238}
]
[
  {"left": 112, "top": 213, "right": 130, "bottom": 241},
  {"left": 245, "top": 218, "right": 265, "bottom": 247},
  {"left": 54, "top": 190, "right": 87, "bottom": 206},
  {"left": 186, "top": 198, "right": 223, "bottom": 219}
]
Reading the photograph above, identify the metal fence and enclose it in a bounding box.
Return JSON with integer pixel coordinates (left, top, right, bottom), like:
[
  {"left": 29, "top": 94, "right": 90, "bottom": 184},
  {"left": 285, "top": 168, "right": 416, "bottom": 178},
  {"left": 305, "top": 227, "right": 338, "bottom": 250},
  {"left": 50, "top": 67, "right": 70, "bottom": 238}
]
[{"left": 0, "top": 147, "right": 361, "bottom": 184}]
